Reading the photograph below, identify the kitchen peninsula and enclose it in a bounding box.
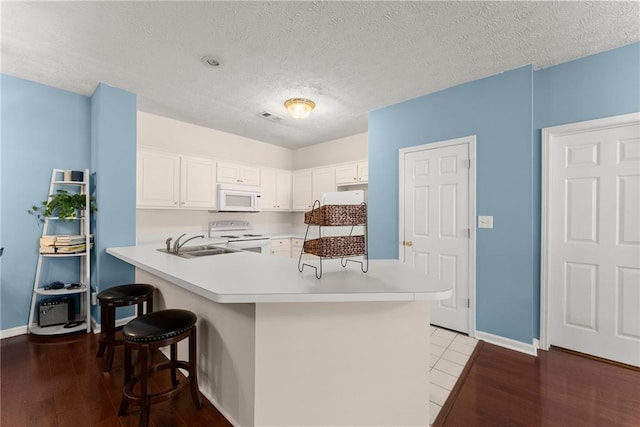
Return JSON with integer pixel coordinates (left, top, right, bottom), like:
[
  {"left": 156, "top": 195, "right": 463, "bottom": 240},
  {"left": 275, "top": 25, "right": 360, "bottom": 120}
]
[{"left": 107, "top": 244, "right": 451, "bottom": 426}]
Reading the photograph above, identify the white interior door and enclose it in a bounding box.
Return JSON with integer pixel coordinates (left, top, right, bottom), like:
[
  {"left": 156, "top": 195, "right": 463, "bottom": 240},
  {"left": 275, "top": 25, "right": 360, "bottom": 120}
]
[
  {"left": 401, "top": 138, "right": 474, "bottom": 334},
  {"left": 546, "top": 116, "right": 640, "bottom": 367}
]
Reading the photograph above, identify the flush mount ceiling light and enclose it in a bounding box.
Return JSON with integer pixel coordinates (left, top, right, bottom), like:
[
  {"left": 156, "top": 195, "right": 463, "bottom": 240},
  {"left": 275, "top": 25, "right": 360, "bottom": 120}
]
[{"left": 284, "top": 98, "right": 316, "bottom": 119}]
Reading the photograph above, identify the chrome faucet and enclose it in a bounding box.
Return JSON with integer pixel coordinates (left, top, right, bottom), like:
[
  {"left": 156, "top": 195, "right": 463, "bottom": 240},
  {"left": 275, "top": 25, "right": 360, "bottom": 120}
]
[
  {"left": 165, "top": 237, "right": 173, "bottom": 253},
  {"left": 173, "top": 234, "right": 205, "bottom": 254}
]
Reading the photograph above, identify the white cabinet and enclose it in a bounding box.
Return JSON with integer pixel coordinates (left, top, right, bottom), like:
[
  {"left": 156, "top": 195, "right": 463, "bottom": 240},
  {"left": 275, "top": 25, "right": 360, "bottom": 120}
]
[
  {"left": 270, "top": 238, "right": 291, "bottom": 257},
  {"left": 335, "top": 161, "right": 368, "bottom": 185},
  {"left": 180, "top": 155, "right": 217, "bottom": 209},
  {"left": 137, "top": 148, "right": 216, "bottom": 210},
  {"left": 291, "top": 238, "right": 304, "bottom": 259},
  {"left": 261, "top": 169, "right": 292, "bottom": 210},
  {"left": 292, "top": 170, "right": 313, "bottom": 211},
  {"left": 217, "top": 162, "right": 261, "bottom": 186},
  {"left": 292, "top": 167, "right": 337, "bottom": 211},
  {"left": 137, "top": 149, "right": 180, "bottom": 208},
  {"left": 312, "top": 167, "right": 336, "bottom": 205}
]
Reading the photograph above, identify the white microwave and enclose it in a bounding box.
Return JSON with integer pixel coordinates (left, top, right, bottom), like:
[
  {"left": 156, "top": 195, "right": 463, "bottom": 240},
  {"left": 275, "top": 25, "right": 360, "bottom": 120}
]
[{"left": 217, "top": 184, "right": 262, "bottom": 212}]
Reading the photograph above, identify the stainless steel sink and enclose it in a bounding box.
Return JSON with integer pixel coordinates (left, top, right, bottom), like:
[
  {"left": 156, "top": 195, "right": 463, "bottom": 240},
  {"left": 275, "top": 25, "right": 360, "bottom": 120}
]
[{"left": 157, "top": 244, "right": 238, "bottom": 259}]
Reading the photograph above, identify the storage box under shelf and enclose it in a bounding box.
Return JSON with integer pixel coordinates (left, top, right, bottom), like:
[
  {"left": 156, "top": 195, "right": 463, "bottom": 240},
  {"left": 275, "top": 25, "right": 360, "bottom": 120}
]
[
  {"left": 303, "top": 235, "right": 365, "bottom": 258},
  {"left": 304, "top": 204, "right": 366, "bottom": 226}
]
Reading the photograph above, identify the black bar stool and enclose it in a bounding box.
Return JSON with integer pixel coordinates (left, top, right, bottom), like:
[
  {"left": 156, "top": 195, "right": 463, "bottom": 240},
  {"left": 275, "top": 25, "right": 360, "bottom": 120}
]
[
  {"left": 118, "top": 309, "right": 202, "bottom": 427},
  {"left": 96, "top": 283, "right": 155, "bottom": 372}
]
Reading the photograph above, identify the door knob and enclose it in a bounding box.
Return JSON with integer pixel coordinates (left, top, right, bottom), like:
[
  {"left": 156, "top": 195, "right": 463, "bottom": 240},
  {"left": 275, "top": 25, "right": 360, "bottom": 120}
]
[{"left": 405, "top": 240, "right": 413, "bottom": 247}]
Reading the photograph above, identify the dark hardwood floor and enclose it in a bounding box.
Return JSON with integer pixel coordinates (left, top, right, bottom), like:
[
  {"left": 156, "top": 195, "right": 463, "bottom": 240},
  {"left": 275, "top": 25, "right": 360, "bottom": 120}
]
[
  {"left": 0, "top": 332, "right": 232, "bottom": 427},
  {"left": 434, "top": 341, "right": 640, "bottom": 427},
  {"left": 3, "top": 331, "right": 639, "bottom": 426}
]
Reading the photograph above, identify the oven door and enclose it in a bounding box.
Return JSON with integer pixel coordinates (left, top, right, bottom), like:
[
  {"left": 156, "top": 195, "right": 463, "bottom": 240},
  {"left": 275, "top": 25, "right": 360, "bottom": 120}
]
[{"left": 227, "top": 239, "right": 271, "bottom": 255}]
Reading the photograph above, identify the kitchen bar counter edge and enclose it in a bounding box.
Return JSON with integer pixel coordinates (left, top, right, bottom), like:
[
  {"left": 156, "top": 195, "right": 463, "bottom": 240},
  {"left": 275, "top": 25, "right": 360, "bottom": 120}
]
[{"left": 106, "top": 244, "right": 452, "bottom": 304}]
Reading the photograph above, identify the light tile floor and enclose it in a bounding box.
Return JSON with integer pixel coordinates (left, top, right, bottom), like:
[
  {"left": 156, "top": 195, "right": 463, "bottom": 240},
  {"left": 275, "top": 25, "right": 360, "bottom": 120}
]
[{"left": 428, "top": 325, "right": 478, "bottom": 426}]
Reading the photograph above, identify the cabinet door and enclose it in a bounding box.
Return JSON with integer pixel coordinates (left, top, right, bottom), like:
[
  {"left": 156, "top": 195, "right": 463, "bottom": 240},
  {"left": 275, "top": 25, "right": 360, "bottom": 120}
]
[
  {"left": 357, "top": 162, "right": 368, "bottom": 183},
  {"left": 261, "top": 169, "right": 277, "bottom": 209},
  {"left": 335, "top": 164, "right": 358, "bottom": 184},
  {"left": 180, "top": 156, "right": 216, "bottom": 209},
  {"left": 270, "top": 238, "right": 291, "bottom": 257},
  {"left": 218, "top": 162, "right": 260, "bottom": 186},
  {"left": 312, "top": 167, "right": 336, "bottom": 204},
  {"left": 137, "top": 149, "right": 180, "bottom": 208},
  {"left": 240, "top": 166, "right": 261, "bottom": 186},
  {"left": 275, "top": 171, "right": 292, "bottom": 210},
  {"left": 292, "top": 171, "right": 313, "bottom": 211},
  {"left": 217, "top": 162, "right": 241, "bottom": 184}
]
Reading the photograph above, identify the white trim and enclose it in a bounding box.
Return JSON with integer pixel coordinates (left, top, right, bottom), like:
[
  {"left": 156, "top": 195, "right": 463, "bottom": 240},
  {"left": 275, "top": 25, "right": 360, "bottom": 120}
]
[
  {"left": 91, "top": 314, "right": 136, "bottom": 334},
  {"left": 540, "top": 112, "right": 640, "bottom": 351},
  {"left": 476, "top": 330, "right": 539, "bottom": 356},
  {"left": 399, "top": 135, "right": 477, "bottom": 336},
  {"left": 0, "top": 325, "right": 28, "bottom": 339}
]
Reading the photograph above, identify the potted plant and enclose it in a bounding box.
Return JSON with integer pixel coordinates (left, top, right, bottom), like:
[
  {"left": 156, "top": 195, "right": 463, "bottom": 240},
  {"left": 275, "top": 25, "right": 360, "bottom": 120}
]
[{"left": 29, "top": 189, "right": 97, "bottom": 223}]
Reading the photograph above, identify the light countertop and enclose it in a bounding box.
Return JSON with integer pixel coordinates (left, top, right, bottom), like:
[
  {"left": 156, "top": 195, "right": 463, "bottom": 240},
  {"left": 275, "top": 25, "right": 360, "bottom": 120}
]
[{"left": 107, "top": 244, "right": 452, "bottom": 304}]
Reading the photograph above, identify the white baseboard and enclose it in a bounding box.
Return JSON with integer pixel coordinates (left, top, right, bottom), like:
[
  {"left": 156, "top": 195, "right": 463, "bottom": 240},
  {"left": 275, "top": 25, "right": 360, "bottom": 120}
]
[
  {"left": 475, "top": 330, "right": 539, "bottom": 356},
  {"left": 0, "top": 325, "right": 28, "bottom": 339},
  {"left": 91, "top": 315, "right": 136, "bottom": 334}
]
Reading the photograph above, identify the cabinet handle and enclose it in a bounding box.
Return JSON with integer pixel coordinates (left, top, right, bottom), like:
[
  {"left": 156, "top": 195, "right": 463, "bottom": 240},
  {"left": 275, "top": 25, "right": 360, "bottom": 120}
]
[
  {"left": 174, "top": 201, "right": 178, "bottom": 205},
  {"left": 353, "top": 177, "right": 356, "bottom": 181}
]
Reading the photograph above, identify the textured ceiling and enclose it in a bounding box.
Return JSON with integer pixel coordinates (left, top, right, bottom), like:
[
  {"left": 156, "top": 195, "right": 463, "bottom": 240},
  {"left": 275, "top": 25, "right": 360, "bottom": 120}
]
[{"left": 2, "top": 1, "right": 639, "bottom": 149}]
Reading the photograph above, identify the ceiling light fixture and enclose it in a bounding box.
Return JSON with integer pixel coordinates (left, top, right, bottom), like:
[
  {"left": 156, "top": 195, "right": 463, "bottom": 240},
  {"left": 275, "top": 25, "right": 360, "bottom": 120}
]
[{"left": 284, "top": 98, "right": 316, "bottom": 119}]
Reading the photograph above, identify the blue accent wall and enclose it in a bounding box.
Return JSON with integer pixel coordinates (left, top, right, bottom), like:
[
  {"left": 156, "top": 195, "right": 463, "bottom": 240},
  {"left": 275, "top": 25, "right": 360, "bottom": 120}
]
[
  {"left": 0, "top": 75, "right": 137, "bottom": 331},
  {"left": 90, "top": 84, "right": 137, "bottom": 322},
  {"left": 369, "top": 42, "right": 640, "bottom": 345},
  {"left": 369, "top": 66, "right": 536, "bottom": 344},
  {"left": 0, "top": 75, "right": 91, "bottom": 330}
]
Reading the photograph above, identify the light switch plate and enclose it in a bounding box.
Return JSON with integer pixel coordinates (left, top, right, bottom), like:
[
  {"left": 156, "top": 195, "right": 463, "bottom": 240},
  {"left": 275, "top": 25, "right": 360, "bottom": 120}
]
[{"left": 478, "top": 216, "right": 493, "bottom": 229}]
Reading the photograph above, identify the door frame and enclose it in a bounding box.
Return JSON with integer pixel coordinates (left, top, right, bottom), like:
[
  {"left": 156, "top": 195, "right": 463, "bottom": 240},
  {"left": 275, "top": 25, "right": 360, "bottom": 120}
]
[
  {"left": 399, "top": 135, "right": 477, "bottom": 336},
  {"left": 540, "top": 112, "right": 640, "bottom": 351}
]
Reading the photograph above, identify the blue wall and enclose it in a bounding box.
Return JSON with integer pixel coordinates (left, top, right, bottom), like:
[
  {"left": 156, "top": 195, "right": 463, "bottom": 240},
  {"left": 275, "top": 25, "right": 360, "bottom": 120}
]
[
  {"left": 1, "top": 75, "right": 91, "bottom": 330},
  {"left": 368, "top": 42, "right": 640, "bottom": 345},
  {"left": 369, "top": 66, "right": 536, "bottom": 344},
  {"left": 0, "top": 75, "right": 137, "bottom": 331},
  {"left": 90, "top": 84, "right": 137, "bottom": 321}
]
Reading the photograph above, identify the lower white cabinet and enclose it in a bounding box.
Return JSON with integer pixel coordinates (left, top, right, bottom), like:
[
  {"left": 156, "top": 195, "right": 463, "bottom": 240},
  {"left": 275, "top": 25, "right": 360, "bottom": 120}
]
[
  {"left": 270, "top": 238, "right": 291, "bottom": 257},
  {"left": 137, "top": 148, "right": 216, "bottom": 210},
  {"left": 290, "top": 238, "right": 304, "bottom": 259}
]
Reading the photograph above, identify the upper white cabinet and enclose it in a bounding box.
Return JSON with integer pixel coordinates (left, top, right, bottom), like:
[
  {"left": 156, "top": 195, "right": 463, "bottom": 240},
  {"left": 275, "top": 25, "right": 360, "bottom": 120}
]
[
  {"left": 261, "top": 169, "right": 292, "bottom": 210},
  {"left": 292, "top": 170, "right": 313, "bottom": 211},
  {"left": 312, "top": 167, "right": 336, "bottom": 205},
  {"left": 137, "top": 149, "right": 180, "bottom": 208},
  {"left": 292, "top": 167, "right": 337, "bottom": 211},
  {"left": 137, "top": 148, "right": 216, "bottom": 209},
  {"left": 335, "top": 161, "right": 368, "bottom": 185},
  {"left": 180, "top": 155, "right": 217, "bottom": 209},
  {"left": 217, "top": 162, "right": 260, "bottom": 186}
]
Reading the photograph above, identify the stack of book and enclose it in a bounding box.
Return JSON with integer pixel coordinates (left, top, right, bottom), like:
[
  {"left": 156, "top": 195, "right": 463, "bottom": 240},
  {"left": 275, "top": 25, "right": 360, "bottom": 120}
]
[{"left": 39, "top": 235, "right": 94, "bottom": 254}]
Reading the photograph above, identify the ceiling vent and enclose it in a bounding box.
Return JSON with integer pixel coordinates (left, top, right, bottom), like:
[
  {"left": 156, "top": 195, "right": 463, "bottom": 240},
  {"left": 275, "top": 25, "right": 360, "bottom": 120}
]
[{"left": 257, "top": 111, "right": 283, "bottom": 123}]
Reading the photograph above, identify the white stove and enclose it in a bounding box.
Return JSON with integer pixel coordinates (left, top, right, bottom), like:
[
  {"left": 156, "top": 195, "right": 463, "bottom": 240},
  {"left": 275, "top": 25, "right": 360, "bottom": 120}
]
[{"left": 208, "top": 221, "right": 270, "bottom": 254}]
